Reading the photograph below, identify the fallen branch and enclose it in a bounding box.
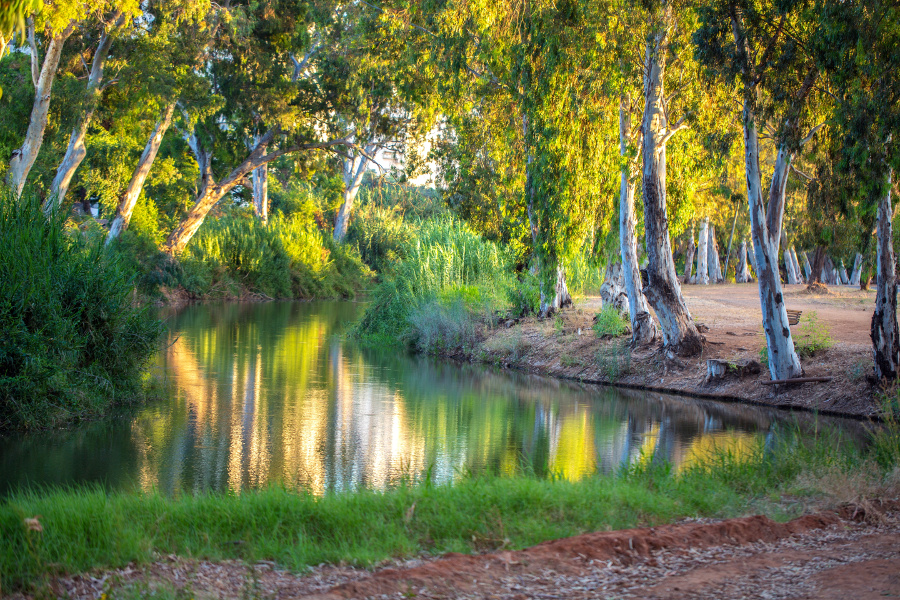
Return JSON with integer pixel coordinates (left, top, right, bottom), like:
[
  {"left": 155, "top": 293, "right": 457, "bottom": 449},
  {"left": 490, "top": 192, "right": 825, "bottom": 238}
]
[{"left": 760, "top": 376, "right": 833, "bottom": 385}]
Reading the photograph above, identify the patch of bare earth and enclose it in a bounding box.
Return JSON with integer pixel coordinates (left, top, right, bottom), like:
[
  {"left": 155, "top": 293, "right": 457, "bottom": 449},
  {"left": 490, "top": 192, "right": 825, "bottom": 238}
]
[
  {"left": 17, "top": 507, "right": 900, "bottom": 600},
  {"left": 474, "top": 283, "right": 880, "bottom": 418}
]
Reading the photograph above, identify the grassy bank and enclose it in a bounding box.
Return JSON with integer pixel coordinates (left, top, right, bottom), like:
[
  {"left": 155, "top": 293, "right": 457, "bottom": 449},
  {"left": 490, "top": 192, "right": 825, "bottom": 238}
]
[{"left": 2, "top": 420, "right": 897, "bottom": 594}]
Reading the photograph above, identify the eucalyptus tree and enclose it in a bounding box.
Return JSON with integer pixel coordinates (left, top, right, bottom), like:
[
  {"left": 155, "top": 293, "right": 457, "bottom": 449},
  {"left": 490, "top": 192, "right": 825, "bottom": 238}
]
[
  {"left": 161, "top": 0, "right": 421, "bottom": 255},
  {"left": 106, "top": 0, "right": 223, "bottom": 245},
  {"left": 5, "top": 0, "right": 86, "bottom": 197},
  {"left": 403, "top": 0, "right": 614, "bottom": 315},
  {"left": 695, "top": 0, "right": 826, "bottom": 380},
  {"left": 813, "top": 0, "right": 900, "bottom": 380},
  {"left": 44, "top": 3, "right": 141, "bottom": 213},
  {"left": 328, "top": 6, "right": 433, "bottom": 243}
]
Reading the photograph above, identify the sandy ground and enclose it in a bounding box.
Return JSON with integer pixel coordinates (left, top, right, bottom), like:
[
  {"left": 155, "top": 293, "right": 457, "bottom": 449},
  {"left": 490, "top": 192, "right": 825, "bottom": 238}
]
[
  {"left": 20, "top": 506, "right": 900, "bottom": 600},
  {"left": 469, "top": 282, "right": 881, "bottom": 418}
]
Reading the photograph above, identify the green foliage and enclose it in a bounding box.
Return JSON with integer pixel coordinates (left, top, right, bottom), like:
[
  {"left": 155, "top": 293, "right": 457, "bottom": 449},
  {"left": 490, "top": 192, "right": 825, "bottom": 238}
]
[
  {"left": 355, "top": 217, "right": 513, "bottom": 349},
  {"left": 506, "top": 270, "right": 542, "bottom": 317},
  {"left": 0, "top": 193, "right": 163, "bottom": 430},
  {"left": 179, "top": 215, "right": 373, "bottom": 300},
  {"left": 795, "top": 311, "right": 834, "bottom": 356},
  {"left": 593, "top": 305, "right": 630, "bottom": 338},
  {"left": 186, "top": 217, "right": 293, "bottom": 298},
  {"left": 346, "top": 203, "right": 413, "bottom": 275}
]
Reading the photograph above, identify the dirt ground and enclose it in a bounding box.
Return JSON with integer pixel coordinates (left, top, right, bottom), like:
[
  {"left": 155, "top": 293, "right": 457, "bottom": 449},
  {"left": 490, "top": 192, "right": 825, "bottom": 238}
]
[
  {"left": 472, "top": 282, "right": 881, "bottom": 418},
  {"left": 24, "top": 506, "right": 900, "bottom": 600}
]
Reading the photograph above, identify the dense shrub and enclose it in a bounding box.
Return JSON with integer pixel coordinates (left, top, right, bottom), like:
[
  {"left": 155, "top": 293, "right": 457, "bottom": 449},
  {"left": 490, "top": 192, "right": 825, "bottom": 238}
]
[
  {"left": 0, "top": 194, "right": 164, "bottom": 429},
  {"left": 355, "top": 217, "right": 513, "bottom": 350},
  {"left": 346, "top": 203, "right": 412, "bottom": 275}
]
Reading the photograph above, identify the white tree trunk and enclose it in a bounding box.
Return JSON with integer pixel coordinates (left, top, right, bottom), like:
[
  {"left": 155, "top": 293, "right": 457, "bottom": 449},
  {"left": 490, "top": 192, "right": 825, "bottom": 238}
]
[
  {"left": 790, "top": 247, "right": 804, "bottom": 284},
  {"left": 802, "top": 251, "right": 813, "bottom": 281},
  {"left": 740, "top": 96, "right": 802, "bottom": 380},
  {"left": 850, "top": 253, "right": 863, "bottom": 286},
  {"left": 696, "top": 218, "right": 710, "bottom": 285},
  {"left": 6, "top": 25, "right": 74, "bottom": 198},
  {"left": 736, "top": 241, "right": 752, "bottom": 283},
  {"left": 640, "top": 2, "right": 702, "bottom": 355},
  {"left": 619, "top": 98, "right": 656, "bottom": 345},
  {"left": 252, "top": 161, "right": 269, "bottom": 224},
  {"left": 839, "top": 261, "right": 849, "bottom": 285},
  {"left": 872, "top": 170, "right": 899, "bottom": 380},
  {"left": 683, "top": 231, "right": 695, "bottom": 283},
  {"left": 106, "top": 102, "right": 177, "bottom": 245},
  {"left": 600, "top": 261, "right": 630, "bottom": 314},
  {"left": 784, "top": 242, "right": 800, "bottom": 284},
  {"left": 46, "top": 18, "right": 121, "bottom": 213},
  {"left": 708, "top": 224, "right": 723, "bottom": 283},
  {"left": 333, "top": 150, "right": 371, "bottom": 243}
]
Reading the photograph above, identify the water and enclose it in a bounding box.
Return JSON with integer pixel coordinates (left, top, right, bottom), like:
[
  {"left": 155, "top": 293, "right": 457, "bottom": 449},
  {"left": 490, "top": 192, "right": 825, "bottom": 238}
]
[{"left": 0, "top": 302, "right": 853, "bottom": 497}]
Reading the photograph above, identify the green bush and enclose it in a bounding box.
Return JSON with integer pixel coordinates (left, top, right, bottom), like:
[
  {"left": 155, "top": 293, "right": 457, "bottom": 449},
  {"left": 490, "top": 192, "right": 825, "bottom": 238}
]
[
  {"left": 187, "top": 217, "right": 293, "bottom": 298},
  {"left": 346, "top": 203, "right": 412, "bottom": 275},
  {"left": 594, "top": 305, "right": 630, "bottom": 337},
  {"left": 355, "top": 217, "right": 513, "bottom": 348},
  {"left": 0, "top": 194, "right": 163, "bottom": 430},
  {"left": 507, "top": 270, "right": 542, "bottom": 317}
]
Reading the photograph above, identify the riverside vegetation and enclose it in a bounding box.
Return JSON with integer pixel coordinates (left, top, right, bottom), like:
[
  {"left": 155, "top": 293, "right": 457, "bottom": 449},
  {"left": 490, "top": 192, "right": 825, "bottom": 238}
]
[{"left": 1, "top": 411, "right": 898, "bottom": 595}]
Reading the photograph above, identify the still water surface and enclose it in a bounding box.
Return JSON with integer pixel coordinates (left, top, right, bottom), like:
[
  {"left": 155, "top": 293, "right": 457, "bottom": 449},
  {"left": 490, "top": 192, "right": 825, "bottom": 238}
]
[{"left": 0, "top": 302, "right": 836, "bottom": 496}]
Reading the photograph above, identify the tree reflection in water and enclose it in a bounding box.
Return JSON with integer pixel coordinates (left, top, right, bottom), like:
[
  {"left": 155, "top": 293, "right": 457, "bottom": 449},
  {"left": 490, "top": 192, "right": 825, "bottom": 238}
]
[{"left": 0, "top": 302, "right": 859, "bottom": 497}]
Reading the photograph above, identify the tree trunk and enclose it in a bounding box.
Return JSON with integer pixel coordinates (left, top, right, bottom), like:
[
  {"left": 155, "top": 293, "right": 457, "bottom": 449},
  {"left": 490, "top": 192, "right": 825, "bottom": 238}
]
[
  {"left": 740, "top": 95, "right": 803, "bottom": 380},
  {"left": 839, "top": 261, "right": 849, "bottom": 285},
  {"left": 708, "top": 224, "right": 723, "bottom": 283},
  {"left": 252, "top": 161, "right": 269, "bottom": 224},
  {"left": 784, "top": 240, "right": 800, "bottom": 284},
  {"left": 810, "top": 246, "right": 826, "bottom": 284},
  {"left": 6, "top": 25, "right": 74, "bottom": 198},
  {"left": 824, "top": 255, "right": 836, "bottom": 285},
  {"left": 600, "top": 261, "right": 630, "bottom": 314},
  {"left": 736, "top": 241, "right": 752, "bottom": 283},
  {"left": 333, "top": 150, "right": 371, "bottom": 243},
  {"left": 850, "top": 253, "right": 863, "bottom": 286},
  {"left": 640, "top": 3, "right": 702, "bottom": 356},
  {"left": 802, "top": 251, "right": 812, "bottom": 281},
  {"left": 724, "top": 204, "right": 738, "bottom": 279},
  {"left": 872, "top": 170, "right": 899, "bottom": 380},
  {"left": 46, "top": 17, "right": 121, "bottom": 213},
  {"left": 619, "top": 97, "right": 657, "bottom": 345},
  {"left": 683, "top": 231, "right": 695, "bottom": 283},
  {"left": 696, "top": 218, "right": 709, "bottom": 285},
  {"left": 163, "top": 131, "right": 276, "bottom": 255},
  {"left": 106, "top": 102, "right": 177, "bottom": 245},
  {"left": 791, "top": 247, "right": 804, "bottom": 284}
]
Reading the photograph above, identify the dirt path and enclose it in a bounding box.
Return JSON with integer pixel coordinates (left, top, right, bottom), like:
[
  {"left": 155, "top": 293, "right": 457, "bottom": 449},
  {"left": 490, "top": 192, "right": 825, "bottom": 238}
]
[
  {"left": 470, "top": 283, "right": 882, "bottom": 418},
  {"left": 29, "top": 508, "right": 899, "bottom": 600}
]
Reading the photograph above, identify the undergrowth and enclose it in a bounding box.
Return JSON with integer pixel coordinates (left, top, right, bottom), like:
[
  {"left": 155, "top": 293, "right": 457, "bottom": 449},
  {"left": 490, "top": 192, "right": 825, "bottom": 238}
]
[
  {"left": 354, "top": 217, "right": 513, "bottom": 352},
  {"left": 0, "top": 193, "right": 164, "bottom": 430}
]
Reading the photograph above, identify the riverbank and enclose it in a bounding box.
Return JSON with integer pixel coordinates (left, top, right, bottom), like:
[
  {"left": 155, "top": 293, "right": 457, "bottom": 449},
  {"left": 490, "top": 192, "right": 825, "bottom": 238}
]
[
  {"left": 2, "top": 420, "right": 898, "bottom": 597},
  {"left": 465, "top": 283, "right": 881, "bottom": 419}
]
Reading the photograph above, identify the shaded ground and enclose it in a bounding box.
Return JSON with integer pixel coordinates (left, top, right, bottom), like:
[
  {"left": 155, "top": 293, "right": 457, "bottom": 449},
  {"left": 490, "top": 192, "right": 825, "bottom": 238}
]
[
  {"left": 473, "top": 283, "right": 880, "bottom": 418},
  {"left": 22, "top": 507, "right": 900, "bottom": 599}
]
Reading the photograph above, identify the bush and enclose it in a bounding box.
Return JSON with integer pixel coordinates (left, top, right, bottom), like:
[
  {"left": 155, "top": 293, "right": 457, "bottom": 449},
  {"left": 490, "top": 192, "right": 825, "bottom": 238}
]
[
  {"left": 346, "top": 203, "right": 412, "bottom": 275},
  {"left": 594, "top": 305, "right": 630, "bottom": 337},
  {"left": 355, "top": 217, "right": 513, "bottom": 348},
  {"left": 187, "top": 217, "right": 293, "bottom": 298},
  {"left": 507, "top": 270, "right": 542, "bottom": 317},
  {"left": 0, "top": 194, "right": 163, "bottom": 429}
]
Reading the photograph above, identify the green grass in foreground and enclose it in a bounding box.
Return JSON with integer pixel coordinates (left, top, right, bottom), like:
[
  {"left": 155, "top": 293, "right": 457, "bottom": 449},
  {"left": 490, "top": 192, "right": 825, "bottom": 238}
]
[{"left": 1, "top": 423, "right": 898, "bottom": 594}]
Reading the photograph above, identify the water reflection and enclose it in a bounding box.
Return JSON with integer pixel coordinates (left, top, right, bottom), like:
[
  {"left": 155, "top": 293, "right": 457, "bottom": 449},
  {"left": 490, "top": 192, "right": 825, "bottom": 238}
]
[{"left": 0, "top": 302, "right": 849, "bottom": 497}]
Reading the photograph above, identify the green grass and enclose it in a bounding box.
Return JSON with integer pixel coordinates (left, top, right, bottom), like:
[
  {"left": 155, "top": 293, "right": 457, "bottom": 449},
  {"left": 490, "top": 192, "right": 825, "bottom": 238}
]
[
  {"left": 3, "top": 420, "right": 895, "bottom": 594},
  {"left": 593, "top": 305, "right": 630, "bottom": 337}
]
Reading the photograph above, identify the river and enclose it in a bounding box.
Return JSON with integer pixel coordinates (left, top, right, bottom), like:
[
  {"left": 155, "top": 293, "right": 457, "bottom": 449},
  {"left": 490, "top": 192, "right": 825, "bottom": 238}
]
[{"left": 0, "top": 301, "right": 856, "bottom": 497}]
